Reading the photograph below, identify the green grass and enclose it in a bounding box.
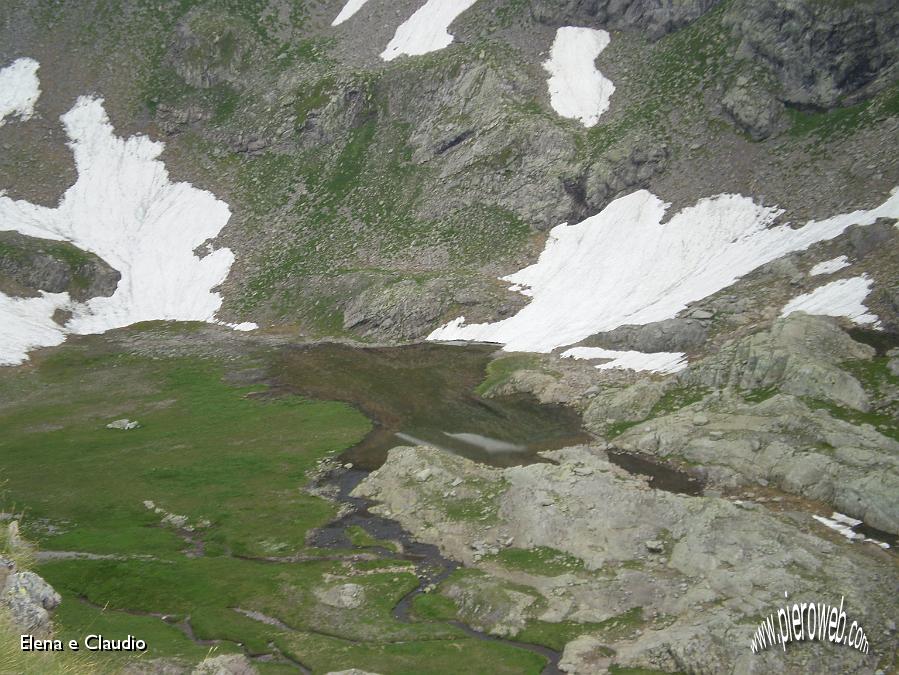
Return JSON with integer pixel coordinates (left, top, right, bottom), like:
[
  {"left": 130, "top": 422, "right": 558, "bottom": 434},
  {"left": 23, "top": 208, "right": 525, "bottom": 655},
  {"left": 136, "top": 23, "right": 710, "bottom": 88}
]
[
  {"left": 346, "top": 525, "right": 398, "bottom": 553},
  {"left": 442, "top": 478, "right": 507, "bottom": 524},
  {"left": 786, "top": 81, "right": 899, "bottom": 142},
  {"left": 0, "top": 353, "right": 368, "bottom": 558},
  {"left": 515, "top": 607, "right": 645, "bottom": 650},
  {"left": 742, "top": 386, "right": 779, "bottom": 403},
  {"left": 484, "top": 546, "right": 585, "bottom": 576},
  {"left": 649, "top": 386, "right": 709, "bottom": 416},
  {"left": 410, "top": 593, "right": 459, "bottom": 622},
  {"left": 803, "top": 395, "right": 899, "bottom": 442},
  {"left": 476, "top": 354, "right": 540, "bottom": 395},
  {"left": 605, "top": 420, "right": 642, "bottom": 438},
  {"left": 0, "top": 336, "right": 574, "bottom": 671},
  {"left": 277, "top": 630, "right": 547, "bottom": 675},
  {"left": 514, "top": 621, "right": 616, "bottom": 653}
]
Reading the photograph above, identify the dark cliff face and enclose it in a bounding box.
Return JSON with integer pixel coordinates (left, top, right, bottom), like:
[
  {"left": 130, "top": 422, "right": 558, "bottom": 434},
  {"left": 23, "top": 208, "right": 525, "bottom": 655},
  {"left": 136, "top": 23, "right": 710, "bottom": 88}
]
[
  {"left": 530, "top": 0, "right": 724, "bottom": 39},
  {"left": 726, "top": 0, "right": 899, "bottom": 109},
  {"left": 531, "top": 0, "right": 899, "bottom": 110},
  {"left": 0, "top": 231, "right": 120, "bottom": 302}
]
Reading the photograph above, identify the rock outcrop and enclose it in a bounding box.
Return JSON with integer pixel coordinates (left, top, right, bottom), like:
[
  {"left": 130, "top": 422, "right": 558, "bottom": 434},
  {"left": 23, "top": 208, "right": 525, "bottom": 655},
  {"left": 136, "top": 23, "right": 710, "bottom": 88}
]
[
  {"left": 354, "top": 445, "right": 897, "bottom": 674},
  {"left": 579, "top": 317, "right": 708, "bottom": 353},
  {"left": 0, "top": 231, "right": 120, "bottom": 302},
  {"left": 0, "top": 523, "right": 60, "bottom": 638},
  {"left": 726, "top": 0, "right": 899, "bottom": 108},
  {"left": 685, "top": 313, "right": 874, "bottom": 411}
]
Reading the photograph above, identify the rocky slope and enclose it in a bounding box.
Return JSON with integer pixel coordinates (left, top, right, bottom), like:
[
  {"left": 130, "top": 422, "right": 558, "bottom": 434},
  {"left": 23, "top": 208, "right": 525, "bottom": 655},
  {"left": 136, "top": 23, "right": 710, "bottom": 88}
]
[
  {"left": 354, "top": 314, "right": 899, "bottom": 672},
  {"left": 355, "top": 442, "right": 897, "bottom": 674},
  {"left": 1, "top": 1, "right": 898, "bottom": 673},
  {"left": 2, "top": 0, "right": 897, "bottom": 340}
]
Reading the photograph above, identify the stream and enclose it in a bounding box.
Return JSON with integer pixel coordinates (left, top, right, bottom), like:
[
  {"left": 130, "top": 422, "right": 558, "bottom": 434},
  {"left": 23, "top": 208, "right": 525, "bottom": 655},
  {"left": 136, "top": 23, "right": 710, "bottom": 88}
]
[{"left": 278, "top": 342, "right": 587, "bottom": 673}]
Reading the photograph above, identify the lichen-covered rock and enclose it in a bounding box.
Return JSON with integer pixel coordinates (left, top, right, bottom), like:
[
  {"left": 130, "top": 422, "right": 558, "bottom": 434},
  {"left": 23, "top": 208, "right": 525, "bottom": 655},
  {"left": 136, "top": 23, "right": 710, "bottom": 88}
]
[
  {"left": 583, "top": 378, "right": 673, "bottom": 433},
  {"left": 3, "top": 570, "right": 61, "bottom": 637},
  {"left": 314, "top": 583, "right": 366, "bottom": 610},
  {"left": 685, "top": 313, "right": 874, "bottom": 410}
]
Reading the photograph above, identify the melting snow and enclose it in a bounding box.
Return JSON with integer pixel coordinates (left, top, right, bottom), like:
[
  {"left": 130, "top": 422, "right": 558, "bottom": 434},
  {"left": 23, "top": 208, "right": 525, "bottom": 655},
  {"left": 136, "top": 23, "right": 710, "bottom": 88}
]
[
  {"left": 781, "top": 275, "right": 879, "bottom": 325},
  {"left": 809, "top": 255, "right": 851, "bottom": 276},
  {"left": 331, "top": 0, "right": 370, "bottom": 26},
  {"left": 0, "top": 57, "right": 40, "bottom": 126},
  {"left": 0, "top": 293, "right": 68, "bottom": 366},
  {"left": 813, "top": 512, "right": 889, "bottom": 549},
  {"left": 544, "top": 27, "right": 614, "bottom": 127},
  {"left": 0, "top": 86, "right": 256, "bottom": 366},
  {"left": 428, "top": 187, "right": 899, "bottom": 353},
  {"left": 561, "top": 347, "right": 687, "bottom": 374},
  {"left": 381, "top": 0, "right": 478, "bottom": 61}
]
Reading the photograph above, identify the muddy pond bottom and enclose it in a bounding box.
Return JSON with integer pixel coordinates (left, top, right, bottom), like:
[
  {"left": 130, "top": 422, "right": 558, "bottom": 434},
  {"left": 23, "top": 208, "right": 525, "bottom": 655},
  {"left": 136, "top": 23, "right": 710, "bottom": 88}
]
[{"left": 276, "top": 342, "right": 589, "bottom": 470}]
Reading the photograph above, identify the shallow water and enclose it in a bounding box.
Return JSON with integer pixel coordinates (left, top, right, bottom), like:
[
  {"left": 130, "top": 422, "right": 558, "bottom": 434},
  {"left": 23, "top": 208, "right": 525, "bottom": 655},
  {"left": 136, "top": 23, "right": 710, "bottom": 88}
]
[
  {"left": 606, "top": 449, "right": 704, "bottom": 496},
  {"left": 275, "top": 342, "right": 589, "bottom": 469}
]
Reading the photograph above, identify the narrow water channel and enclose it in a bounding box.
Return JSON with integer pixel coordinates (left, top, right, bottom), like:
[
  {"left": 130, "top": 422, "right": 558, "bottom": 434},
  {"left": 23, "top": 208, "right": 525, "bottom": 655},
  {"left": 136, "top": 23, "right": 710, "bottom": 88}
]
[{"left": 277, "top": 342, "right": 587, "bottom": 674}]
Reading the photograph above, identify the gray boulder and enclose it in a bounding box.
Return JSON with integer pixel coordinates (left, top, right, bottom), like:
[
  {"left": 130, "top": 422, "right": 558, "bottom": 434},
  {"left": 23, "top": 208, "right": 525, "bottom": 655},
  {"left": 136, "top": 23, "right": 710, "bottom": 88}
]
[
  {"left": 721, "top": 73, "right": 784, "bottom": 140},
  {"left": 0, "top": 230, "right": 120, "bottom": 302},
  {"left": 3, "top": 570, "right": 61, "bottom": 637},
  {"left": 580, "top": 317, "right": 707, "bottom": 353},
  {"left": 107, "top": 419, "right": 140, "bottom": 430}
]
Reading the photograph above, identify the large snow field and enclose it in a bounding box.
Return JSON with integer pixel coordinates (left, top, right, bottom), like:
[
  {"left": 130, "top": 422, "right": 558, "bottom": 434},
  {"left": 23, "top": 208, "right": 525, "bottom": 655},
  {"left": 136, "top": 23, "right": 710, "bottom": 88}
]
[
  {"left": 332, "top": 0, "right": 370, "bottom": 26},
  {"left": 0, "top": 57, "right": 40, "bottom": 127},
  {"left": 381, "top": 0, "right": 478, "bottom": 61},
  {"left": 781, "top": 275, "right": 879, "bottom": 325},
  {"left": 428, "top": 187, "right": 899, "bottom": 354},
  {"left": 544, "top": 27, "right": 614, "bottom": 127},
  {"left": 561, "top": 347, "right": 687, "bottom": 374},
  {"left": 0, "top": 68, "right": 255, "bottom": 366}
]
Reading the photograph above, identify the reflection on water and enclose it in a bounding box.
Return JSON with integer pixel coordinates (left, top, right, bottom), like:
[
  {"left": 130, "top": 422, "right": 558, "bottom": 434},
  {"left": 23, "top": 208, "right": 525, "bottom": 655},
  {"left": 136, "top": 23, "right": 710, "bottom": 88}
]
[
  {"left": 442, "top": 432, "right": 526, "bottom": 453},
  {"left": 275, "top": 342, "right": 588, "bottom": 469}
]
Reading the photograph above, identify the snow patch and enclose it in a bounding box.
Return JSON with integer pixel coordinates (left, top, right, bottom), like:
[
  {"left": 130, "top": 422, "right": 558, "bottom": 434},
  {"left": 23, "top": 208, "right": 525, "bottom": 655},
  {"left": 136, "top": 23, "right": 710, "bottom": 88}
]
[
  {"left": 544, "top": 27, "right": 614, "bottom": 127},
  {"left": 561, "top": 347, "right": 687, "bottom": 374},
  {"left": 0, "top": 292, "right": 68, "bottom": 366},
  {"left": 428, "top": 188, "right": 899, "bottom": 353},
  {"left": 813, "top": 512, "right": 889, "bottom": 549},
  {"left": 0, "top": 57, "right": 40, "bottom": 126},
  {"left": 781, "top": 275, "right": 878, "bottom": 325},
  {"left": 0, "top": 93, "right": 256, "bottom": 366},
  {"left": 332, "top": 0, "right": 370, "bottom": 26},
  {"left": 381, "top": 0, "right": 478, "bottom": 61},
  {"left": 809, "top": 255, "right": 850, "bottom": 276}
]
